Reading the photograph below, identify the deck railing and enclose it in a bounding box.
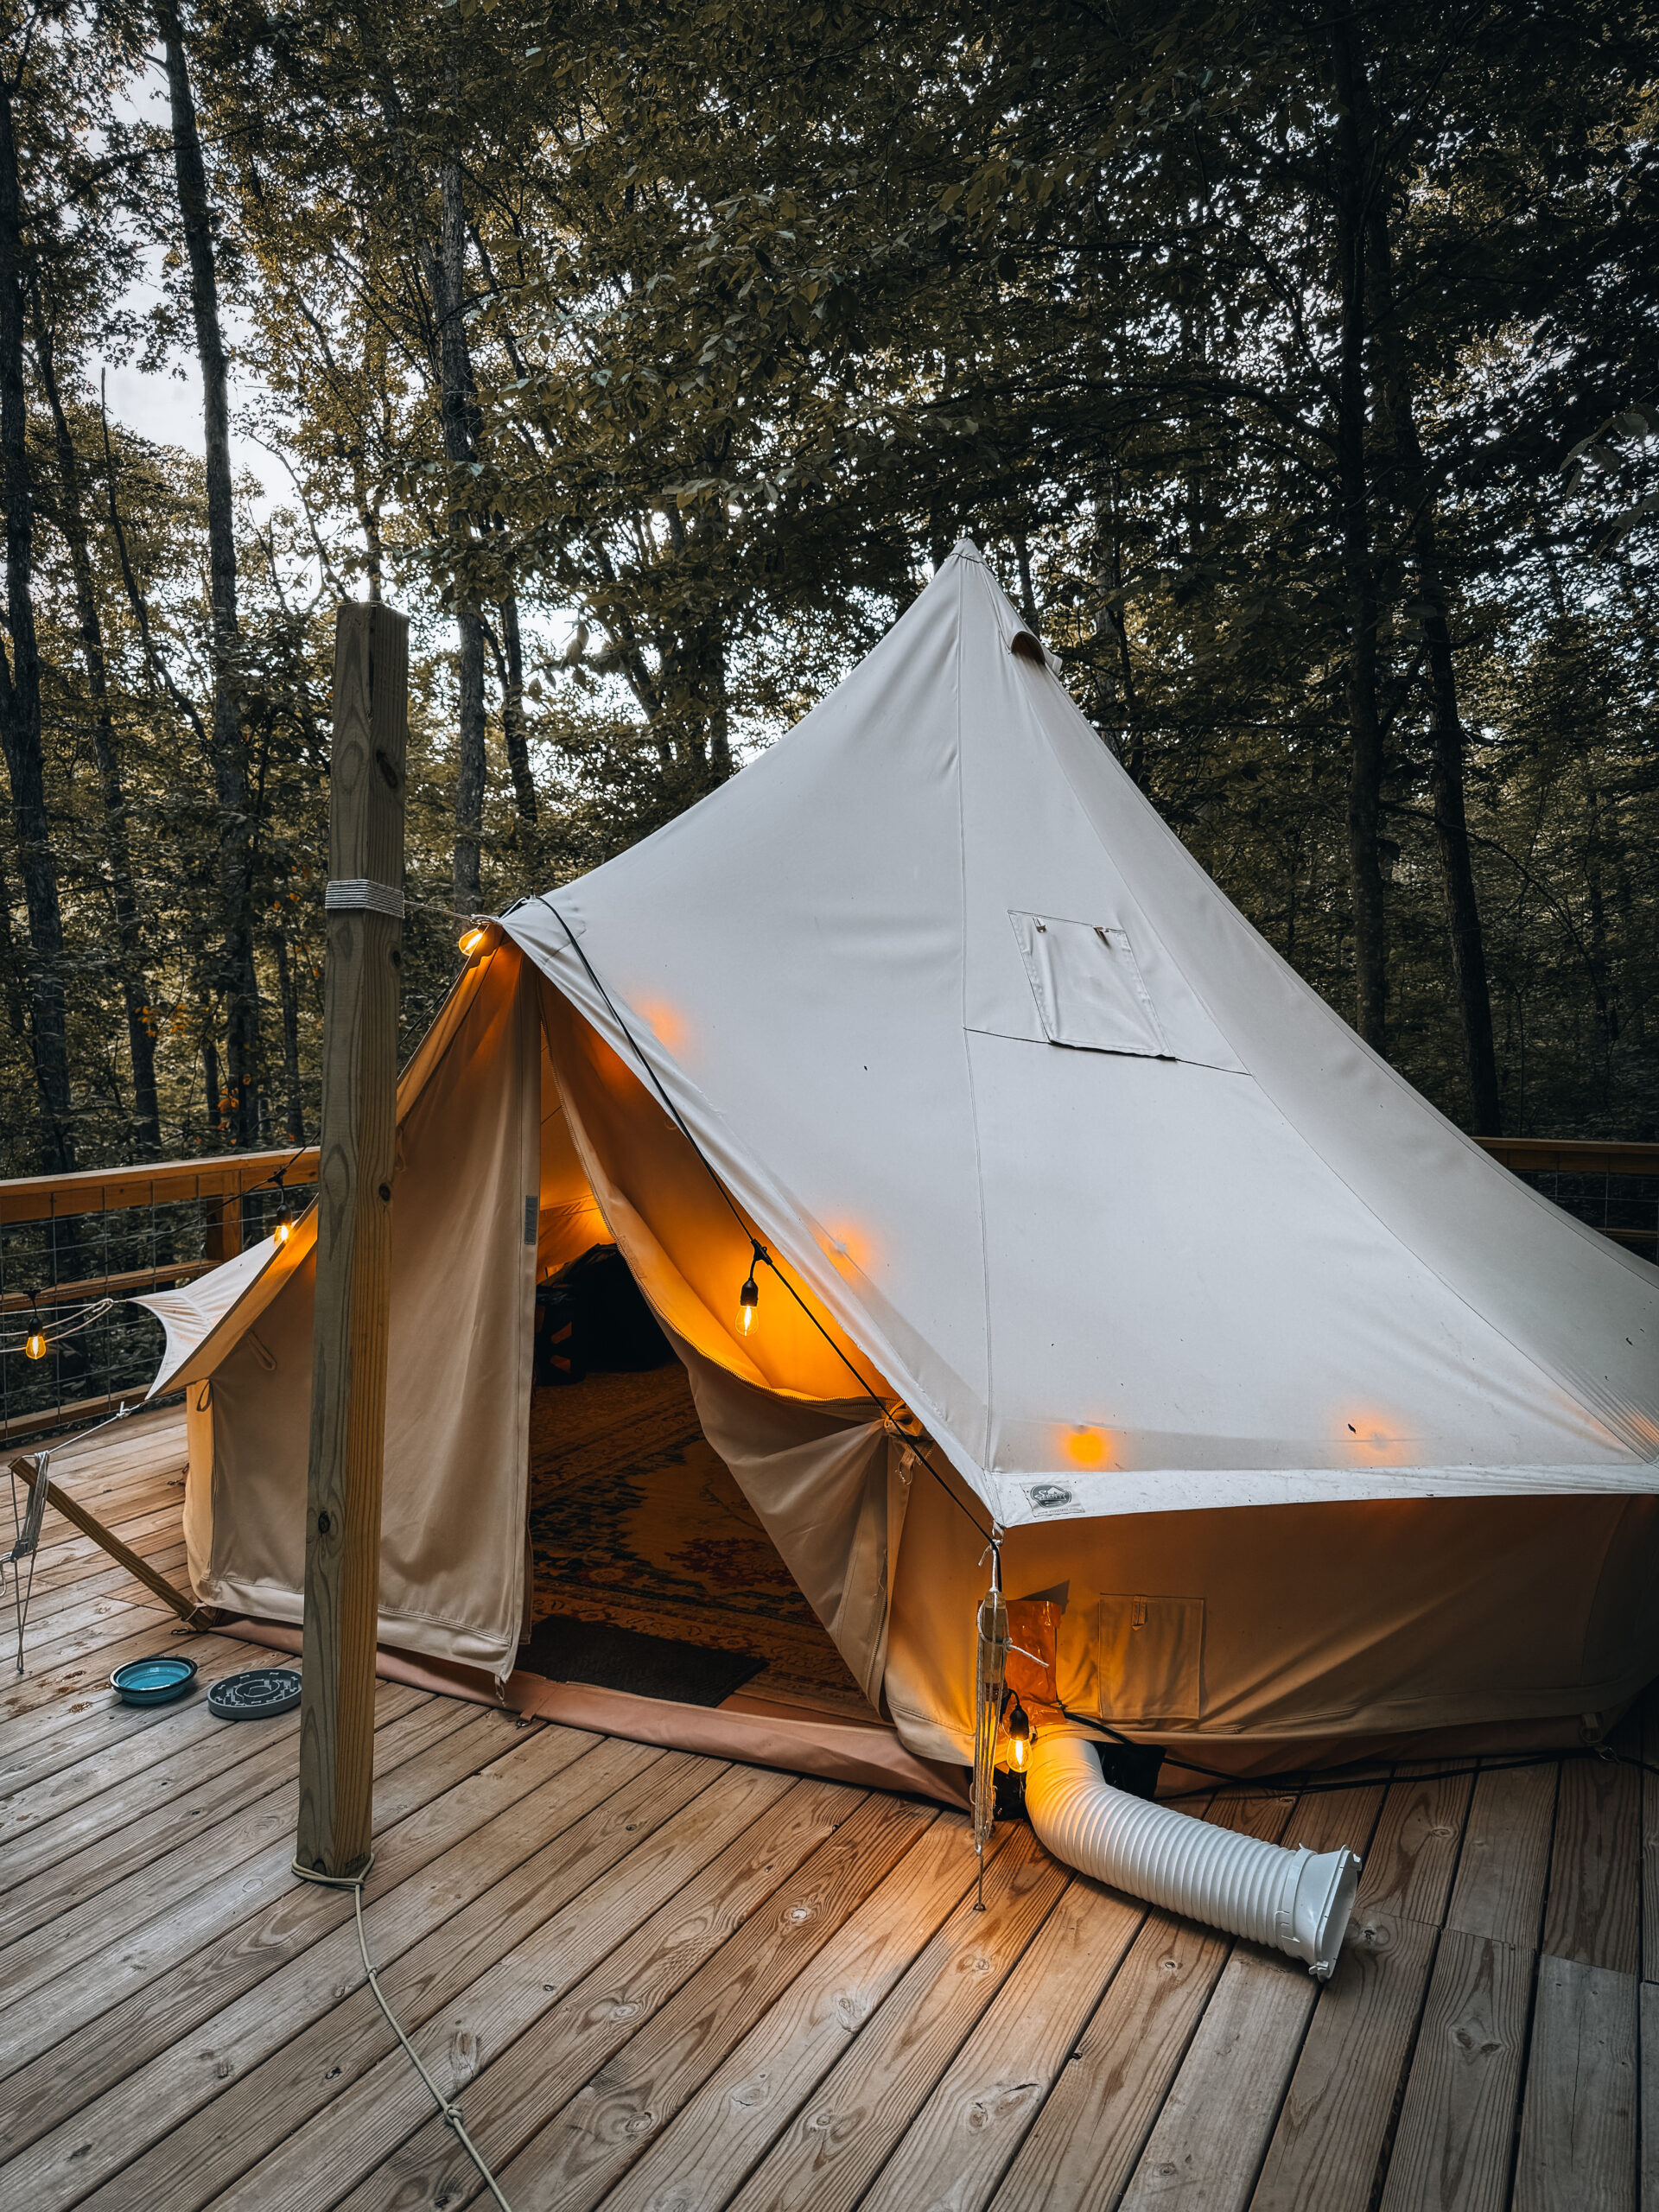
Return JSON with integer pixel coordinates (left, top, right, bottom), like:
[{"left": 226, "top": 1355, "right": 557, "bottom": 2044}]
[
  {"left": 0, "top": 1135, "right": 1650, "bottom": 1444},
  {"left": 0, "top": 1146, "right": 319, "bottom": 1440}
]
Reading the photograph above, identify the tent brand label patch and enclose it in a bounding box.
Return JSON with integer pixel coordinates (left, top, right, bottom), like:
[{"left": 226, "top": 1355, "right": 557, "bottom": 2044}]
[
  {"left": 1008, "top": 910, "right": 1172, "bottom": 1058},
  {"left": 1024, "top": 1482, "right": 1076, "bottom": 1512}
]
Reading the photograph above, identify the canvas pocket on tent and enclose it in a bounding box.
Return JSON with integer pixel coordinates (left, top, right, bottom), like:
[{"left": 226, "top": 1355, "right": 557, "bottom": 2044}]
[
  {"left": 1008, "top": 910, "right": 1171, "bottom": 1058},
  {"left": 1058, "top": 1591, "right": 1205, "bottom": 1723}
]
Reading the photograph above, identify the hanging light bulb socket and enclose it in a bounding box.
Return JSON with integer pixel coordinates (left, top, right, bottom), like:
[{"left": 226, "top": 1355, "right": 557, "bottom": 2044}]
[
  {"left": 738, "top": 1245, "right": 761, "bottom": 1336},
  {"left": 1005, "top": 1692, "right": 1033, "bottom": 1772}
]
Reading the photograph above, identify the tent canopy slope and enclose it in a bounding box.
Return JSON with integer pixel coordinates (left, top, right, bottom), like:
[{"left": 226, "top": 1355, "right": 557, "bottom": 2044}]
[{"left": 503, "top": 539, "right": 1656, "bottom": 1529}]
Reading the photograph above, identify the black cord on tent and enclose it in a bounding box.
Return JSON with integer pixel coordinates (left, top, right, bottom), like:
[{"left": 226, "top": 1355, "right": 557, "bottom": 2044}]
[{"left": 534, "top": 897, "right": 997, "bottom": 1546}]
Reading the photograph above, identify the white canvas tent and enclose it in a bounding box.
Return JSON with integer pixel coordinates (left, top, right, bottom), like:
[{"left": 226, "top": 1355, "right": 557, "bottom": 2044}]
[{"left": 143, "top": 540, "right": 1659, "bottom": 1778}]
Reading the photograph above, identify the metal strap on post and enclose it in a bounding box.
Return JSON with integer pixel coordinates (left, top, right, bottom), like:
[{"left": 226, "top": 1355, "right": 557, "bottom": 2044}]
[{"left": 324, "top": 880, "right": 406, "bottom": 919}]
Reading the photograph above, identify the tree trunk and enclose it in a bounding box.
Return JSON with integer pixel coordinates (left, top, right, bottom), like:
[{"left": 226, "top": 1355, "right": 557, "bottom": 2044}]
[
  {"left": 497, "top": 598, "right": 537, "bottom": 826},
  {"left": 1330, "top": 18, "right": 1388, "bottom": 1055},
  {"left": 203, "top": 1027, "right": 222, "bottom": 1144},
  {"left": 1367, "top": 196, "right": 1502, "bottom": 1131},
  {"left": 34, "top": 304, "right": 163, "bottom": 1152},
  {"left": 437, "top": 154, "right": 486, "bottom": 914},
  {"left": 0, "top": 69, "right": 73, "bottom": 1170},
  {"left": 274, "top": 918, "right": 306, "bottom": 1142},
  {"left": 0, "top": 846, "right": 28, "bottom": 1041},
  {"left": 160, "top": 0, "right": 259, "bottom": 1146}
]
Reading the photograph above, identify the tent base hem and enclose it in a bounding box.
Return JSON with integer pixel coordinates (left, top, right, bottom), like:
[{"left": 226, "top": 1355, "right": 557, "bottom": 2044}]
[{"left": 219, "top": 1616, "right": 970, "bottom": 1808}]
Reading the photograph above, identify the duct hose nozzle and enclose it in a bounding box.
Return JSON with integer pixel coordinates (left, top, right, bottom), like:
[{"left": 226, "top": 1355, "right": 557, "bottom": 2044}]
[{"left": 1024, "top": 1733, "right": 1361, "bottom": 1979}]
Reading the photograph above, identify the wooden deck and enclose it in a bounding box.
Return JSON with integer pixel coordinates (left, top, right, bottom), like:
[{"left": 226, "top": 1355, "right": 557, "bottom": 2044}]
[{"left": 0, "top": 1408, "right": 1649, "bottom": 2212}]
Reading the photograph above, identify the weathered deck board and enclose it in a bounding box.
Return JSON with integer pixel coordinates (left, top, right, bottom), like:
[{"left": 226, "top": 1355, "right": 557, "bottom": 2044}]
[
  {"left": 1112, "top": 1787, "right": 1386, "bottom": 2212},
  {"left": 1445, "top": 1764, "right": 1558, "bottom": 1949},
  {"left": 336, "top": 1783, "right": 926, "bottom": 2212},
  {"left": 1376, "top": 1928, "right": 1533, "bottom": 2212},
  {"left": 720, "top": 1825, "right": 1069, "bottom": 2212},
  {"left": 1249, "top": 1910, "right": 1439, "bottom": 2212},
  {"left": 989, "top": 1793, "right": 1297, "bottom": 2212},
  {"left": 855, "top": 1877, "right": 1144, "bottom": 2212},
  {"left": 200, "top": 1762, "right": 800, "bottom": 2212},
  {"left": 0, "top": 1695, "right": 474, "bottom": 2071},
  {"left": 589, "top": 1815, "right": 998, "bottom": 2212},
  {"left": 1541, "top": 1751, "right": 1640, "bottom": 1975},
  {"left": 1354, "top": 1763, "right": 1475, "bottom": 1929},
  {"left": 0, "top": 1721, "right": 603, "bottom": 2185},
  {"left": 0, "top": 1414, "right": 1650, "bottom": 2212},
  {"left": 1512, "top": 1955, "right": 1637, "bottom": 2212}
]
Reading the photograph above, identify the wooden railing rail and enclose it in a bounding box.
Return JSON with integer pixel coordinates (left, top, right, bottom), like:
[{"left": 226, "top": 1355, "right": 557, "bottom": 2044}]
[
  {"left": 0, "top": 1144, "right": 319, "bottom": 1228},
  {"left": 0, "top": 1143, "right": 320, "bottom": 1442},
  {"left": 1476, "top": 1137, "right": 1659, "bottom": 1175}
]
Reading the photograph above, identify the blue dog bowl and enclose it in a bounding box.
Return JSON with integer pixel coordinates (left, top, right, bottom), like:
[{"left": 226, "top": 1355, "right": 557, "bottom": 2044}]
[{"left": 111, "top": 1655, "right": 199, "bottom": 1706}]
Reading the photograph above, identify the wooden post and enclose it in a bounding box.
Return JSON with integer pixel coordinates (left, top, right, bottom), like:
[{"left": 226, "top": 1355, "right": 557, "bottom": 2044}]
[
  {"left": 295, "top": 602, "right": 408, "bottom": 1882},
  {"left": 204, "top": 1194, "right": 242, "bottom": 1267}
]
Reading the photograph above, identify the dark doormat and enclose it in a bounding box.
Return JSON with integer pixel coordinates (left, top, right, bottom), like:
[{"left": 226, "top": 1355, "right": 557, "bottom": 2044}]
[{"left": 521, "top": 1611, "right": 765, "bottom": 1707}]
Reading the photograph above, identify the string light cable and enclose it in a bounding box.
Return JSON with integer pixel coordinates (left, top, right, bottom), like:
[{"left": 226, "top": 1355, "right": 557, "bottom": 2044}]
[
  {"left": 3, "top": 1298, "right": 117, "bottom": 1358},
  {"left": 291, "top": 1855, "right": 514, "bottom": 2212}
]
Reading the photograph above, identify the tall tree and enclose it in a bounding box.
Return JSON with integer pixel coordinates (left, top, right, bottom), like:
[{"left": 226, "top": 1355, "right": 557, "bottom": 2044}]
[
  {"left": 158, "top": 0, "right": 259, "bottom": 1144},
  {"left": 33, "top": 302, "right": 163, "bottom": 1150},
  {"left": 0, "top": 51, "right": 73, "bottom": 1168}
]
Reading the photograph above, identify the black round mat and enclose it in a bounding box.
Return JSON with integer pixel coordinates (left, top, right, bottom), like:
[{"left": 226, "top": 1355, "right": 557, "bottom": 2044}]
[{"left": 208, "top": 1667, "right": 302, "bottom": 1720}]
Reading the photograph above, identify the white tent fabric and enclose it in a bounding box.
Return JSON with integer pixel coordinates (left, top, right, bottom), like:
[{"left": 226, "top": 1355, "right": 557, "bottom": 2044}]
[
  {"left": 153, "top": 538, "right": 1659, "bottom": 1766},
  {"left": 153, "top": 945, "right": 543, "bottom": 1675},
  {"left": 137, "top": 1236, "right": 282, "bottom": 1395}
]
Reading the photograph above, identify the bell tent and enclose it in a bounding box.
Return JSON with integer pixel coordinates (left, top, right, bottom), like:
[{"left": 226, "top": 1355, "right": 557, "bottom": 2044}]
[{"left": 141, "top": 539, "right": 1659, "bottom": 1785}]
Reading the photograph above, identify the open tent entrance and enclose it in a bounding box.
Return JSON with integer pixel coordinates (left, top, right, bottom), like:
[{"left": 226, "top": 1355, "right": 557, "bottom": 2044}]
[
  {"left": 522, "top": 969, "right": 894, "bottom": 1726},
  {"left": 523, "top": 1364, "right": 881, "bottom": 1720}
]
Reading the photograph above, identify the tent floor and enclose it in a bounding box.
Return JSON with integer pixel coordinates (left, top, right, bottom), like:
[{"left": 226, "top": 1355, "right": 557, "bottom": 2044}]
[
  {"left": 3, "top": 1403, "right": 1651, "bottom": 2212},
  {"left": 525, "top": 1363, "right": 880, "bottom": 1724}
]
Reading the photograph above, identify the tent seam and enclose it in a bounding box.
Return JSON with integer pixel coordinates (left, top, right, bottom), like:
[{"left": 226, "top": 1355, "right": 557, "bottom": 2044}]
[{"left": 952, "top": 552, "right": 997, "bottom": 1496}]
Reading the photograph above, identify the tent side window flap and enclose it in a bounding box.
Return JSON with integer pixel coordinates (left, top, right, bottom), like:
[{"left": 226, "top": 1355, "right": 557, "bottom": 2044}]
[
  {"left": 1009, "top": 908, "right": 1171, "bottom": 1058},
  {"left": 1055, "top": 1592, "right": 1205, "bottom": 1723}
]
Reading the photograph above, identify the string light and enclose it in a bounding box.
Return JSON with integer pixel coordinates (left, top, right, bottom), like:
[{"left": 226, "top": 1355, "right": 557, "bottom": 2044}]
[
  {"left": 458, "top": 924, "right": 489, "bottom": 957},
  {"left": 273, "top": 1216, "right": 292, "bottom": 1247},
  {"left": 4, "top": 1297, "right": 114, "bottom": 1360},
  {"left": 1006, "top": 1694, "right": 1033, "bottom": 1772},
  {"left": 738, "top": 1259, "right": 760, "bottom": 1335}
]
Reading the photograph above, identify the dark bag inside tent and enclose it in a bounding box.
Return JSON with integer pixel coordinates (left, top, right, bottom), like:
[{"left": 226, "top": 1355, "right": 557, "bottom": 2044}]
[{"left": 533, "top": 1241, "right": 674, "bottom": 1387}]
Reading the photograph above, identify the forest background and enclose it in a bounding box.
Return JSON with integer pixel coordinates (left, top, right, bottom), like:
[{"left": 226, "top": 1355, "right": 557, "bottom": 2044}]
[{"left": 1, "top": 0, "right": 1656, "bottom": 1179}]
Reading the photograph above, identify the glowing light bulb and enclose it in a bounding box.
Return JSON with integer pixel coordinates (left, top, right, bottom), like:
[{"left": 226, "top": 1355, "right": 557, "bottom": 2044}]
[
  {"left": 738, "top": 1269, "right": 760, "bottom": 1335},
  {"left": 1006, "top": 1695, "right": 1032, "bottom": 1772},
  {"left": 24, "top": 1327, "right": 47, "bottom": 1361},
  {"left": 458, "top": 925, "right": 488, "bottom": 957},
  {"left": 274, "top": 1218, "right": 291, "bottom": 1247}
]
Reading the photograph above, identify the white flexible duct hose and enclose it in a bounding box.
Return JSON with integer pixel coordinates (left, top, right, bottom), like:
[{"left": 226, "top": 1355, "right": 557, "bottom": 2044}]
[{"left": 1024, "top": 1733, "right": 1361, "bottom": 1979}]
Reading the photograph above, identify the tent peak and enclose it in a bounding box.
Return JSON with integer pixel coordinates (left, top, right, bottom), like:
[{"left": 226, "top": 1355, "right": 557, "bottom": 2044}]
[{"left": 947, "top": 535, "right": 984, "bottom": 563}]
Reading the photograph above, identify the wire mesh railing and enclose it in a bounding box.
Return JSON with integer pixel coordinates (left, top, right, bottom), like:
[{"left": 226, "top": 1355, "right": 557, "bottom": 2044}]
[{"left": 0, "top": 1147, "right": 319, "bottom": 1442}]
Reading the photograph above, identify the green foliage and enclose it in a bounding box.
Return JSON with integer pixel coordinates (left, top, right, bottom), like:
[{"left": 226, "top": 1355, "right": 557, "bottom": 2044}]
[{"left": 0, "top": 0, "right": 1655, "bottom": 1174}]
